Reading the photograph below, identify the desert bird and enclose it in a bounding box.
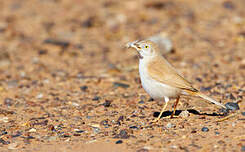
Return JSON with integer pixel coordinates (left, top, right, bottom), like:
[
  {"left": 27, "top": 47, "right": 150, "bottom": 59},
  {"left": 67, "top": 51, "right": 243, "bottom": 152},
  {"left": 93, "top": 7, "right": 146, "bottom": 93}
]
[{"left": 127, "top": 40, "right": 226, "bottom": 122}]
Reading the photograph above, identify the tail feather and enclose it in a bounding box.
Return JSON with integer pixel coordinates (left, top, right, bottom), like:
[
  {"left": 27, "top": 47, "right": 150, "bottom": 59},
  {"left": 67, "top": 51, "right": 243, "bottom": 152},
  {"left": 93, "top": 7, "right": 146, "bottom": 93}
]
[{"left": 195, "top": 92, "right": 226, "bottom": 109}]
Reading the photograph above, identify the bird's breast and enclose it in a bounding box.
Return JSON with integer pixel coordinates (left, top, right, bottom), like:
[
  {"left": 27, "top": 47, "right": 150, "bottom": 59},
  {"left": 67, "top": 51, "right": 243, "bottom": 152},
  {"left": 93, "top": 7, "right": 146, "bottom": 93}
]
[{"left": 139, "top": 60, "right": 180, "bottom": 100}]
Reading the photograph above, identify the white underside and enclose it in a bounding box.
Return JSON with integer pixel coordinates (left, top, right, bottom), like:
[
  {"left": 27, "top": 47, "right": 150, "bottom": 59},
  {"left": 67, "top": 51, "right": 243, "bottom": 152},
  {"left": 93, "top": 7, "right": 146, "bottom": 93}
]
[{"left": 139, "top": 57, "right": 181, "bottom": 102}]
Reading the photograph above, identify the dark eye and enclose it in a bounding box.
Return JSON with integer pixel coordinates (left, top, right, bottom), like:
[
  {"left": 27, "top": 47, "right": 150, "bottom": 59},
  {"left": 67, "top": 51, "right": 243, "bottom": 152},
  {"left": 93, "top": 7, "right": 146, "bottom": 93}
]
[{"left": 145, "top": 45, "right": 149, "bottom": 49}]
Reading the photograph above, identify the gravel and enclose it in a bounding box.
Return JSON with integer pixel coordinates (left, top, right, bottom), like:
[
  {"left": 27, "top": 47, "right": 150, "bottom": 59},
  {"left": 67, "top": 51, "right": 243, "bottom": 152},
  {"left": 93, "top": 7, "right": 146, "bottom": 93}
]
[{"left": 201, "top": 127, "right": 209, "bottom": 132}]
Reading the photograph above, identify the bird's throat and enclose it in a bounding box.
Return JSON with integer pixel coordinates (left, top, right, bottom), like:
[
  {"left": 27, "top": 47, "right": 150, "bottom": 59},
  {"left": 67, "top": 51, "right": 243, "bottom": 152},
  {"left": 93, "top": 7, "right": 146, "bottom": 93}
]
[{"left": 137, "top": 52, "right": 143, "bottom": 59}]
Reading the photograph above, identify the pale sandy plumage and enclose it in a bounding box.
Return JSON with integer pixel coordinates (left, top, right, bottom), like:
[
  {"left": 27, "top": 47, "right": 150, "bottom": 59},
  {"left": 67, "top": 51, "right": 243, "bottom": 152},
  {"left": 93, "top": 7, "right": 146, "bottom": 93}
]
[{"left": 127, "top": 40, "right": 226, "bottom": 122}]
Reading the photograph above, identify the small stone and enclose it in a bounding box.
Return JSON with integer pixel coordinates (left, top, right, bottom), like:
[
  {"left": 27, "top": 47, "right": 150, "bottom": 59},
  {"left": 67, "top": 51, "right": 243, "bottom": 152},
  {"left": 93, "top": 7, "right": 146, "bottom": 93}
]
[
  {"left": 28, "top": 128, "right": 36, "bottom": 133},
  {"left": 114, "top": 129, "right": 130, "bottom": 139},
  {"left": 0, "top": 131, "right": 7, "bottom": 136},
  {"left": 8, "top": 142, "right": 18, "bottom": 149},
  {"left": 215, "top": 132, "right": 220, "bottom": 135},
  {"left": 137, "top": 148, "right": 149, "bottom": 152},
  {"left": 129, "top": 126, "right": 138, "bottom": 129},
  {"left": 241, "top": 145, "right": 245, "bottom": 152},
  {"left": 0, "top": 117, "right": 9, "bottom": 123},
  {"left": 92, "top": 127, "right": 100, "bottom": 134},
  {"left": 195, "top": 77, "right": 202, "bottom": 82},
  {"left": 100, "top": 120, "right": 110, "bottom": 128},
  {"left": 4, "top": 98, "right": 14, "bottom": 106},
  {"left": 74, "top": 130, "right": 85, "bottom": 133},
  {"left": 113, "top": 82, "right": 130, "bottom": 88},
  {"left": 223, "top": 1, "right": 235, "bottom": 10},
  {"left": 36, "top": 93, "right": 43, "bottom": 99},
  {"left": 166, "top": 123, "right": 175, "bottom": 129},
  {"left": 11, "top": 131, "right": 22, "bottom": 138},
  {"left": 47, "top": 136, "right": 57, "bottom": 141},
  {"left": 71, "top": 102, "right": 79, "bottom": 107},
  {"left": 81, "top": 17, "right": 96, "bottom": 28},
  {"left": 103, "top": 100, "right": 111, "bottom": 107},
  {"left": 138, "top": 100, "right": 144, "bottom": 104},
  {"left": 80, "top": 86, "right": 88, "bottom": 91},
  {"left": 148, "top": 98, "right": 154, "bottom": 102},
  {"left": 228, "top": 93, "right": 236, "bottom": 100},
  {"left": 7, "top": 80, "right": 18, "bottom": 88},
  {"left": 38, "top": 49, "right": 48, "bottom": 55},
  {"left": 92, "top": 96, "right": 100, "bottom": 101},
  {"left": 191, "top": 130, "right": 197, "bottom": 133},
  {"left": 225, "top": 102, "right": 240, "bottom": 111},
  {"left": 200, "top": 86, "right": 212, "bottom": 91},
  {"left": 0, "top": 138, "right": 10, "bottom": 145},
  {"left": 43, "top": 38, "right": 70, "bottom": 48},
  {"left": 201, "top": 127, "right": 209, "bottom": 132},
  {"left": 179, "top": 110, "right": 190, "bottom": 118},
  {"left": 115, "top": 140, "right": 123, "bottom": 144}
]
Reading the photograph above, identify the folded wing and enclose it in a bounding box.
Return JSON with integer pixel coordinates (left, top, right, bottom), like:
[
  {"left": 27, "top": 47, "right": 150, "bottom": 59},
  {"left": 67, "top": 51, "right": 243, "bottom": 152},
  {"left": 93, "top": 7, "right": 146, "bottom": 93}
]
[{"left": 147, "top": 56, "right": 197, "bottom": 92}]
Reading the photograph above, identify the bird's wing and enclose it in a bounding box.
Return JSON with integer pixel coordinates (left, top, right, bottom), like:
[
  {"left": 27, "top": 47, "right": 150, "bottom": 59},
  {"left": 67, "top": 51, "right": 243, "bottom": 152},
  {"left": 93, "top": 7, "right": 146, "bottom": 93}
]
[{"left": 147, "top": 56, "right": 197, "bottom": 92}]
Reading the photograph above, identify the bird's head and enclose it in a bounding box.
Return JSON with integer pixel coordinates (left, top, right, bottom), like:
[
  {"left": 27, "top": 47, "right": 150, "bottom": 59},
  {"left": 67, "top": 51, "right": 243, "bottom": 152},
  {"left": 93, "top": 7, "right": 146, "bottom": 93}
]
[{"left": 126, "top": 40, "right": 159, "bottom": 59}]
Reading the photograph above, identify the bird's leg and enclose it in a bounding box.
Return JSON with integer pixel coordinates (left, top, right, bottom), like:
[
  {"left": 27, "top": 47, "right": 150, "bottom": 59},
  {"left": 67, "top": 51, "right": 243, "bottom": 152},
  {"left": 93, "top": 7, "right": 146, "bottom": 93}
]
[
  {"left": 170, "top": 96, "right": 180, "bottom": 118},
  {"left": 153, "top": 97, "right": 169, "bottom": 122}
]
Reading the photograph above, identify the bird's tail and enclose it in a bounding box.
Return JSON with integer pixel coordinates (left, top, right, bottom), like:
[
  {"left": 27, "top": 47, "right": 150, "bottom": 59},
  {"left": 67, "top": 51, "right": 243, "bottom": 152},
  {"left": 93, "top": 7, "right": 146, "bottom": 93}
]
[{"left": 194, "top": 92, "right": 226, "bottom": 109}]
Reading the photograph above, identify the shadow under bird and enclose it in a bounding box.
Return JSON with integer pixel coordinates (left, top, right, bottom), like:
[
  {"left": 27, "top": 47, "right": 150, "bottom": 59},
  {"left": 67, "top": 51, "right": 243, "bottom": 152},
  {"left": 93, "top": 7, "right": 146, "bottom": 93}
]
[{"left": 126, "top": 40, "right": 226, "bottom": 122}]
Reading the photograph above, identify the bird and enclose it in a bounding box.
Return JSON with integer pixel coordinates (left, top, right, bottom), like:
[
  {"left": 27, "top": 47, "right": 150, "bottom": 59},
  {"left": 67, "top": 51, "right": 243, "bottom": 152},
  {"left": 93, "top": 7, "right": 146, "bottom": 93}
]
[{"left": 126, "top": 40, "right": 226, "bottom": 122}]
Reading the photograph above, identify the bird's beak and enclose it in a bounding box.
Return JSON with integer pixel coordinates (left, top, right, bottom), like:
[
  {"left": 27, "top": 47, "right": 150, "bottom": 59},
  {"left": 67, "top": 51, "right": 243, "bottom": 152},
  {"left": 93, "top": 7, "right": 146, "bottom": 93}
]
[
  {"left": 126, "top": 40, "right": 143, "bottom": 59},
  {"left": 126, "top": 40, "right": 141, "bottom": 51}
]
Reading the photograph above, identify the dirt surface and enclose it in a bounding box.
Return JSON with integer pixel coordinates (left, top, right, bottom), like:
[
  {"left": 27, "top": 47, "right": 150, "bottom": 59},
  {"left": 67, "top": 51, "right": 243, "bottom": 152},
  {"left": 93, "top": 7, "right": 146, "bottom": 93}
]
[{"left": 0, "top": 0, "right": 245, "bottom": 151}]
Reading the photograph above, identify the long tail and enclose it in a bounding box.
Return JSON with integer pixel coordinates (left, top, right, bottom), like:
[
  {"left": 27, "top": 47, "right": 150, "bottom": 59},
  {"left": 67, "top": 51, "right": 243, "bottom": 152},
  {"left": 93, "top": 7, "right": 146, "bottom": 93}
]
[{"left": 194, "top": 92, "right": 226, "bottom": 109}]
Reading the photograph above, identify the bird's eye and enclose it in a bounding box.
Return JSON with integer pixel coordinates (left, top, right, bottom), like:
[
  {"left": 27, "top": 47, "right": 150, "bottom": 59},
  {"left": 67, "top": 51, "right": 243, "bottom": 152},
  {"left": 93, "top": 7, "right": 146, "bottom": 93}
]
[{"left": 145, "top": 45, "right": 149, "bottom": 49}]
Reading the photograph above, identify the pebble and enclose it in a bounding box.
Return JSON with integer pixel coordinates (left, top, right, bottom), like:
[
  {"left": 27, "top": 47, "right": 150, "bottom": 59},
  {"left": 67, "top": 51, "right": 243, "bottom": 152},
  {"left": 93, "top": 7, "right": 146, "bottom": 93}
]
[
  {"left": 80, "top": 86, "right": 88, "bottom": 91},
  {"left": 0, "top": 138, "right": 10, "bottom": 145},
  {"left": 166, "top": 123, "right": 175, "bottom": 129},
  {"left": 129, "top": 126, "right": 138, "bottom": 129},
  {"left": 43, "top": 38, "right": 70, "bottom": 48},
  {"left": 81, "top": 17, "right": 96, "bottom": 28},
  {"left": 138, "top": 100, "right": 144, "bottom": 104},
  {"left": 241, "top": 112, "right": 245, "bottom": 116},
  {"left": 92, "top": 96, "right": 101, "bottom": 101},
  {"left": 8, "top": 142, "right": 18, "bottom": 149},
  {"left": 0, "top": 117, "right": 9, "bottom": 123},
  {"left": 100, "top": 120, "right": 110, "bottom": 128},
  {"left": 241, "top": 145, "right": 245, "bottom": 152},
  {"left": 28, "top": 128, "right": 37, "bottom": 133},
  {"left": 11, "top": 131, "right": 22, "bottom": 138},
  {"left": 4, "top": 98, "right": 14, "bottom": 106},
  {"left": 103, "top": 100, "right": 111, "bottom": 107},
  {"left": 225, "top": 102, "right": 240, "bottom": 111},
  {"left": 92, "top": 127, "right": 100, "bottom": 134},
  {"left": 114, "top": 129, "right": 130, "bottom": 139},
  {"left": 179, "top": 110, "right": 190, "bottom": 118},
  {"left": 74, "top": 130, "right": 85, "bottom": 133},
  {"left": 201, "top": 127, "right": 209, "bottom": 132},
  {"left": 0, "top": 131, "right": 7, "bottom": 136},
  {"left": 36, "top": 93, "right": 43, "bottom": 99},
  {"left": 137, "top": 148, "right": 149, "bottom": 152},
  {"left": 71, "top": 102, "right": 79, "bottom": 107},
  {"left": 223, "top": 1, "right": 235, "bottom": 10},
  {"left": 200, "top": 86, "right": 212, "bottom": 91},
  {"left": 47, "top": 136, "right": 57, "bottom": 141},
  {"left": 215, "top": 132, "right": 220, "bottom": 135},
  {"left": 7, "top": 80, "right": 18, "bottom": 88},
  {"left": 115, "top": 140, "right": 123, "bottom": 144},
  {"left": 38, "top": 49, "right": 48, "bottom": 55},
  {"left": 113, "top": 82, "right": 130, "bottom": 88}
]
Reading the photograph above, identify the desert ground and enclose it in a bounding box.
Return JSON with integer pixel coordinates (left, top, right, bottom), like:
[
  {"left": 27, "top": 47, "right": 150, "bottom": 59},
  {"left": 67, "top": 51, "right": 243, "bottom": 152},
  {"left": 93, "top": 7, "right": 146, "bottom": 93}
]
[{"left": 0, "top": 0, "right": 244, "bottom": 151}]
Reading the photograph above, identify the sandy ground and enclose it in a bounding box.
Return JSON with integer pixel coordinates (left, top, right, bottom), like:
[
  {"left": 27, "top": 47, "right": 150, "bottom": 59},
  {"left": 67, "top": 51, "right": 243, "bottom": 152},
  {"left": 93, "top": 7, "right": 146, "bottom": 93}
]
[{"left": 0, "top": 0, "right": 244, "bottom": 151}]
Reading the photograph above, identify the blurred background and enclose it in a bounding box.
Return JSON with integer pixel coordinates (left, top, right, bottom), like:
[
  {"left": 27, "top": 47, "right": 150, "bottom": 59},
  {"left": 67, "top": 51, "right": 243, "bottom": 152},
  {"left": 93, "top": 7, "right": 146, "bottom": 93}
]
[{"left": 0, "top": 0, "right": 244, "bottom": 151}]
